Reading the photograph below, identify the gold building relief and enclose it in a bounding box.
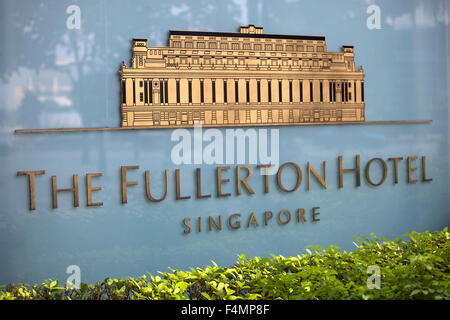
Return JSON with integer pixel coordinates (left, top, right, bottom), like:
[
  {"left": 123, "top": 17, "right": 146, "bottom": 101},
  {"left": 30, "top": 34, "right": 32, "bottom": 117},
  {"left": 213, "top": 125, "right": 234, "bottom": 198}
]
[{"left": 119, "top": 25, "right": 365, "bottom": 128}]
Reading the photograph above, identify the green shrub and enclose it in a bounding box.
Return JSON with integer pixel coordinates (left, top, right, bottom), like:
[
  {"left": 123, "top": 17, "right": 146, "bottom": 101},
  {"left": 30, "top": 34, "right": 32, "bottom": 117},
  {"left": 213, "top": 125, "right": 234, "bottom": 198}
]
[{"left": 1, "top": 227, "right": 449, "bottom": 300}]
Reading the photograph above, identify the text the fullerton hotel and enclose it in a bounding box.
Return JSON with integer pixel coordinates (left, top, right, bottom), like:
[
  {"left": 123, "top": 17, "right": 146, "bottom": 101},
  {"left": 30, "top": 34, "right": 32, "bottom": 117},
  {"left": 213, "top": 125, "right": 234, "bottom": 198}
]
[{"left": 17, "top": 155, "right": 431, "bottom": 209}]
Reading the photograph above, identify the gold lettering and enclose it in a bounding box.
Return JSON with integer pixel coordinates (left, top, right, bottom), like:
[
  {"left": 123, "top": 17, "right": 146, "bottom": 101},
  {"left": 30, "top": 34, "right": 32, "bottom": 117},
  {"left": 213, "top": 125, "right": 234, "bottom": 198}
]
[
  {"left": 388, "top": 157, "right": 403, "bottom": 184},
  {"left": 297, "top": 208, "right": 307, "bottom": 223},
  {"left": 52, "top": 174, "right": 79, "bottom": 209},
  {"left": 17, "top": 170, "right": 45, "bottom": 211},
  {"left": 407, "top": 156, "right": 418, "bottom": 183},
  {"left": 312, "top": 207, "right": 320, "bottom": 221},
  {"left": 236, "top": 165, "right": 255, "bottom": 195},
  {"left": 264, "top": 211, "right": 273, "bottom": 225},
  {"left": 208, "top": 215, "right": 222, "bottom": 231},
  {"left": 228, "top": 214, "right": 241, "bottom": 229},
  {"left": 421, "top": 156, "right": 432, "bottom": 182},
  {"left": 277, "top": 162, "right": 302, "bottom": 192},
  {"left": 338, "top": 155, "right": 360, "bottom": 188},
  {"left": 196, "top": 168, "right": 211, "bottom": 199},
  {"left": 247, "top": 212, "right": 259, "bottom": 228},
  {"left": 145, "top": 170, "right": 169, "bottom": 202},
  {"left": 257, "top": 164, "right": 274, "bottom": 193},
  {"left": 278, "top": 209, "right": 292, "bottom": 224},
  {"left": 217, "top": 166, "right": 231, "bottom": 197},
  {"left": 86, "top": 173, "right": 103, "bottom": 206},
  {"left": 121, "top": 165, "right": 139, "bottom": 203},
  {"left": 307, "top": 161, "right": 327, "bottom": 190},
  {"left": 365, "top": 158, "right": 387, "bottom": 186},
  {"left": 175, "top": 169, "right": 191, "bottom": 200},
  {"left": 183, "top": 218, "right": 192, "bottom": 234}
]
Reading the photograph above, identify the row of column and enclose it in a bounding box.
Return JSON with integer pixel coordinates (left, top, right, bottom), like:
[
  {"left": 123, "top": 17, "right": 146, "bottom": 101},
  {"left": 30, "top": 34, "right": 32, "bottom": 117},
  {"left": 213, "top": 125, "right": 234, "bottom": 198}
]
[{"left": 122, "top": 78, "right": 365, "bottom": 106}]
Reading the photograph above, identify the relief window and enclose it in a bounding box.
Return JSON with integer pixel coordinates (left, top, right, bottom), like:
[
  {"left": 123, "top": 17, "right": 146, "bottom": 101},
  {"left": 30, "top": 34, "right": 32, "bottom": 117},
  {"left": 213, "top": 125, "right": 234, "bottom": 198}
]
[
  {"left": 361, "top": 82, "right": 364, "bottom": 102},
  {"left": 320, "top": 82, "right": 323, "bottom": 102},
  {"left": 246, "top": 81, "right": 250, "bottom": 103},
  {"left": 223, "top": 81, "right": 228, "bottom": 103},
  {"left": 268, "top": 80, "right": 272, "bottom": 103},
  {"left": 144, "top": 81, "right": 148, "bottom": 103},
  {"left": 279, "top": 80, "right": 283, "bottom": 102},
  {"left": 121, "top": 80, "right": 126, "bottom": 104},
  {"left": 164, "top": 80, "right": 168, "bottom": 103},
  {"left": 300, "top": 81, "right": 303, "bottom": 102},
  {"left": 188, "top": 80, "right": 192, "bottom": 103},
  {"left": 176, "top": 80, "right": 180, "bottom": 103},
  {"left": 257, "top": 80, "right": 261, "bottom": 103},
  {"left": 289, "top": 81, "right": 293, "bottom": 102},
  {"left": 329, "top": 82, "right": 333, "bottom": 102},
  {"left": 200, "top": 80, "right": 204, "bottom": 103}
]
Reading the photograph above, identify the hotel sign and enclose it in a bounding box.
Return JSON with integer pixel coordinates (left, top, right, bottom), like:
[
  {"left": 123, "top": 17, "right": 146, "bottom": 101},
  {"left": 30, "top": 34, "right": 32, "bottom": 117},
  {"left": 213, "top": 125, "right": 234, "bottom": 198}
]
[
  {"left": 17, "top": 155, "right": 433, "bottom": 235},
  {"left": 14, "top": 26, "right": 432, "bottom": 236}
]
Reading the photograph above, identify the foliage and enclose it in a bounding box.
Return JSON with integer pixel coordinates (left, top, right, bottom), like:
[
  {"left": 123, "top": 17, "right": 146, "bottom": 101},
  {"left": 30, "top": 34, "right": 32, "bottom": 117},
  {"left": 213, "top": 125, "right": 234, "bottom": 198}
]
[{"left": 1, "top": 228, "right": 449, "bottom": 300}]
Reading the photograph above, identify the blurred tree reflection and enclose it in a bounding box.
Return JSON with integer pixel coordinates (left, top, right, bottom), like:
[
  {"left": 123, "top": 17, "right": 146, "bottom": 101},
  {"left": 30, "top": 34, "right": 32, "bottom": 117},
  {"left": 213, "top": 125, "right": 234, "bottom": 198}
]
[{"left": 0, "top": 0, "right": 262, "bottom": 128}]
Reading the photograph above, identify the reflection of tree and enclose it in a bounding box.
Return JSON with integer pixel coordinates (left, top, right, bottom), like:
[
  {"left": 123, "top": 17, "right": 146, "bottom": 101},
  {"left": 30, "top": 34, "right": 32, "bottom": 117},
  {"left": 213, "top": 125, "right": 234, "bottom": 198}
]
[
  {"left": 1, "top": 0, "right": 102, "bottom": 127},
  {"left": 1, "top": 0, "right": 259, "bottom": 129},
  {"left": 0, "top": 0, "right": 263, "bottom": 79},
  {"left": 18, "top": 91, "right": 44, "bottom": 129},
  {"left": 0, "top": 107, "right": 8, "bottom": 127},
  {"left": 0, "top": 0, "right": 65, "bottom": 80}
]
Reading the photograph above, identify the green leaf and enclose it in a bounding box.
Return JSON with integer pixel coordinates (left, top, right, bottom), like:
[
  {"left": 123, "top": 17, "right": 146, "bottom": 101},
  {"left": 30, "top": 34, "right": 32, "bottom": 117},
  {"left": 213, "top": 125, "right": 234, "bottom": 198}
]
[
  {"left": 201, "top": 292, "right": 212, "bottom": 300},
  {"left": 175, "top": 281, "right": 189, "bottom": 293},
  {"left": 216, "top": 282, "right": 225, "bottom": 292},
  {"left": 225, "top": 287, "right": 235, "bottom": 295},
  {"left": 50, "top": 280, "right": 57, "bottom": 289}
]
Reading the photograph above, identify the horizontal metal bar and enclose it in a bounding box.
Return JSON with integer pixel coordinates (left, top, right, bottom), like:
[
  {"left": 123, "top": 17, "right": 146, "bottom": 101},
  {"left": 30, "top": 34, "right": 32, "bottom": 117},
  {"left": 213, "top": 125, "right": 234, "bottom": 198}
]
[{"left": 14, "top": 120, "right": 432, "bottom": 134}]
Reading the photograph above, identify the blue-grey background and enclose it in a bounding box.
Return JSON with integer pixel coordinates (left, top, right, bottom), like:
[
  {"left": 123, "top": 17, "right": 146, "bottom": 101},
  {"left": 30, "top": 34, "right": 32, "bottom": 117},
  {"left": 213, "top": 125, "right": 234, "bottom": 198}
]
[{"left": 0, "top": 0, "right": 449, "bottom": 285}]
